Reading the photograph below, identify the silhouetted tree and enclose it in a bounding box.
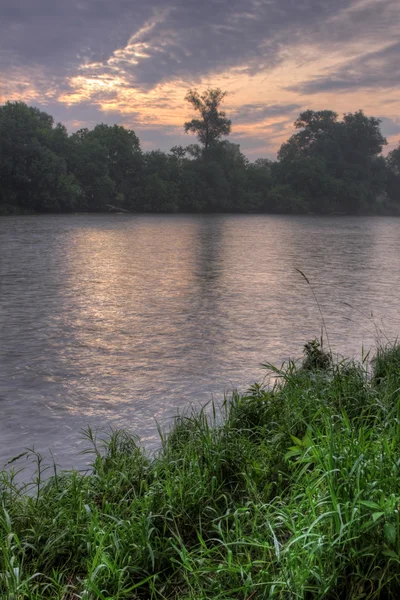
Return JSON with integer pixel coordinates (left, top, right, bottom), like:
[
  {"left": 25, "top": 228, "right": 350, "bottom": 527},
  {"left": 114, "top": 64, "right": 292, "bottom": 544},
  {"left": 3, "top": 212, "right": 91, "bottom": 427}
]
[
  {"left": 1, "top": 99, "right": 399, "bottom": 215},
  {"left": 184, "top": 89, "right": 231, "bottom": 151}
]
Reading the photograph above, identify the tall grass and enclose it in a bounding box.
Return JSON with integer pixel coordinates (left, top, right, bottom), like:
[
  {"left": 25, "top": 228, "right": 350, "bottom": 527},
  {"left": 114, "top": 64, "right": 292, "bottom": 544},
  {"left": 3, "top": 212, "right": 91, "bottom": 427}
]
[{"left": 1, "top": 342, "right": 400, "bottom": 599}]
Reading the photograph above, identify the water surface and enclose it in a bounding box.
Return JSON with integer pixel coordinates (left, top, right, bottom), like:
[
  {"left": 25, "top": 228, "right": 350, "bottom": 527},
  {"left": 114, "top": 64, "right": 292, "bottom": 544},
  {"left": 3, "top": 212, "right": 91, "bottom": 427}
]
[{"left": 1, "top": 214, "right": 400, "bottom": 471}]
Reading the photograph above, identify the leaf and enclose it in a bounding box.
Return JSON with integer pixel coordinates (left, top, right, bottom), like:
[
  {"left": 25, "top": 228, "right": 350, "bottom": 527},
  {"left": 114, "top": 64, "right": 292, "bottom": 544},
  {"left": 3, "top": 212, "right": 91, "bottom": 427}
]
[
  {"left": 383, "top": 550, "right": 399, "bottom": 559},
  {"left": 5, "top": 451, "right": 29, "bottom": 465},
  {"left": 384, "top": 522, "right": 397, "bottom": 545},
  {"left": 290, "top": 435, "right": 303, "bottom": 446},
  {"left": 372, "top": 512, "right": 385, "bottom": 522},
  {"left": 285, "top": 446, "right": 302, "bottom": 461},
  {"left": 301, "top": 432, "right": 313, "bottom": 448},
  {"left": 360, "top": 500, "right": 380, "bottom": 510}
]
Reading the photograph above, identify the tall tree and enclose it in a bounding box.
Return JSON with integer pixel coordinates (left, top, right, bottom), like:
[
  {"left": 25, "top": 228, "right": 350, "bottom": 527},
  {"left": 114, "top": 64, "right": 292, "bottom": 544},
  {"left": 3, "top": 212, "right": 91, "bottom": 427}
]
[
  {"left": 1, "top": 98, "right": 398, "bottom": 216},
  {"left": 184, "top": 88, "right": 231, "bottom": 151}
]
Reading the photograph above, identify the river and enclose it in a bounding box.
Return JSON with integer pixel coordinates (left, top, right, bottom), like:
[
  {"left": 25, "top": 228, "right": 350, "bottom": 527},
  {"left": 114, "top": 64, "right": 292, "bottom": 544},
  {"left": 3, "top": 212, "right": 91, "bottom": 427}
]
[{"left": 1, "top": 214, "right": 400, "bottom": 472}]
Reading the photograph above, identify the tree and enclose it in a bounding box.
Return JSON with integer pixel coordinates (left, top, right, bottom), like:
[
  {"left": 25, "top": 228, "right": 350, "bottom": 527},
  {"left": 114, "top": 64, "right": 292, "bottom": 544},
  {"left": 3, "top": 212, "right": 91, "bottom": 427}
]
[
  {"left": 386, "top": 142, "right": 400, "bottom": 206},
  {"left": 169, "top": 145, "right": 187, "bottom": 161},
  {"left": 68, "top": 124, "right": 142, "bottom": 210},
  {"left": 387, "top": 142, "right": 400, "bottom": 176},
  {"left": 0, "top": 98, "right": 398, "bottom": 215},
  {"left": 68, "top": 128, "right": 115, "bottom": 211},
  {"left": 0, "top": 101, "right": 78, "bottom": 213},
  {"left": 277, "top": 109, "right": 388, "bottom": 213},
  {"left": 278, "top": 110, "right": 338, "bottom": 162},
  {"left": 246, "top": 159, "right": 274, "bottom": 211},
  {"left": 184, "top": 88, "right": 231, "bottom": 151},
  {"left": 342, "top": 111, "right": 387, "bottom": 159}
]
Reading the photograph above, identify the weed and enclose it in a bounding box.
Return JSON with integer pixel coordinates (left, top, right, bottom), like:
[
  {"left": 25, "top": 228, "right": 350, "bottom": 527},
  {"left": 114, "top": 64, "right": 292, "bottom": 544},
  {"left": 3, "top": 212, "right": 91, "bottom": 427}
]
[{"left": 1, "top": 343, "right": 400, "bottom": 598}]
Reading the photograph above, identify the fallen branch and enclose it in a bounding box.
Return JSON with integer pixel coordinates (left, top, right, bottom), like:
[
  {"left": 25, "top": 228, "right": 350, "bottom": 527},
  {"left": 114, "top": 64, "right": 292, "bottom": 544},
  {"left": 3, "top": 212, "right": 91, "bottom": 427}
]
[{"left": 106, "top": 204, "right": 131, "bottom": 213}]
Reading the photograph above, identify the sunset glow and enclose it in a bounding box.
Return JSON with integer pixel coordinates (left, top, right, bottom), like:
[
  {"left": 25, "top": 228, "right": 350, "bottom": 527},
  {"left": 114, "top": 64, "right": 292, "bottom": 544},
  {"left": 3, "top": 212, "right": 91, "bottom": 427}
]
[{"left": 1, "top": 0, "right": 399, "bottom": 157}]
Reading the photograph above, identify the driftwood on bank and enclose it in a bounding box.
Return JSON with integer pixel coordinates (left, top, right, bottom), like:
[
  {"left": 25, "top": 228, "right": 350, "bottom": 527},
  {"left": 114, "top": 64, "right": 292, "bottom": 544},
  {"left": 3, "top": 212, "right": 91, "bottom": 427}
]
[{"left": 106, "top": 204, "right": 131, "bottom": 213}]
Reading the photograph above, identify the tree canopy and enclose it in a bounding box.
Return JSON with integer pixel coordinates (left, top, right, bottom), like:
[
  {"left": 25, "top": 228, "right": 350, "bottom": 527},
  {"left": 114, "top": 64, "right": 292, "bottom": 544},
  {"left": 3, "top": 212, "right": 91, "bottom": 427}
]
[
  {"left": 277, "top": 109, "right": 389, "bottom": 213},
  {"left": 0, "top": 95, "right": 399, "bottom": 215},
  {"left": 184, "top": 88, "right": 231, "bottom": 151}
]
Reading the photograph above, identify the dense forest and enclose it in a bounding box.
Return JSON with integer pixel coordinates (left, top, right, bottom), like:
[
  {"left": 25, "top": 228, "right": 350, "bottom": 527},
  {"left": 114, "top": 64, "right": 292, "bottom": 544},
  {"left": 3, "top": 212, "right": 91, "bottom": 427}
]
[{"left": 0, "top": 89, "right": 399, "bottom": 215}]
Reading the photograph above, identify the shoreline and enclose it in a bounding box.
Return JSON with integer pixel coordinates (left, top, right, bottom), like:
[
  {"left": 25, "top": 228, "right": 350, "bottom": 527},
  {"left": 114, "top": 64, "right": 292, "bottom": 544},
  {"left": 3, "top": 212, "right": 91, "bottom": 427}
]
[{"left": 2, "top": 342, "right": 400, "bottom": 598}]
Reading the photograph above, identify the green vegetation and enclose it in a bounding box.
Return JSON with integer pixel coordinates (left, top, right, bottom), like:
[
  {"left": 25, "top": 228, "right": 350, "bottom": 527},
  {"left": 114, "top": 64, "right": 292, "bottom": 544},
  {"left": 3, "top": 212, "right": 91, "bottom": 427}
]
[
  {"left": 0, "top": 91, "right": 400, "bottom": 215},
  {"left": 2, "top": 342, "right": 400, "bottom": 598},
  {"left": 184, "top": 88, "right": 232, "bottom": 151}
]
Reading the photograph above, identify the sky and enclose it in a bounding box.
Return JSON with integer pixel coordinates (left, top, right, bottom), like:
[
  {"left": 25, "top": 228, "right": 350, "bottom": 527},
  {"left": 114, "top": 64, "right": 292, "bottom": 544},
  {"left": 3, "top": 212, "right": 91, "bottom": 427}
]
[{"left": 0, "top": 0, "right": 399, "bottom": 159}]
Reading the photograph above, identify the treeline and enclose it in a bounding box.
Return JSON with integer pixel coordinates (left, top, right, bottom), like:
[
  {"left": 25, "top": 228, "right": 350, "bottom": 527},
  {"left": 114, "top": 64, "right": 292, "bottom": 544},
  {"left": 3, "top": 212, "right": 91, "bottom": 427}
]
[{"left": 0, "top": 91, "right": 399, "bottom": 215}]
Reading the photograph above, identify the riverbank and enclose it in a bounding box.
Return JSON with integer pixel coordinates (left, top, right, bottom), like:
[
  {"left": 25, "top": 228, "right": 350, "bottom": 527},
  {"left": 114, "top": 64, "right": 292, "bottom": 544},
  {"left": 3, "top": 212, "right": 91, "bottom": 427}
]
[
  {"left": 1, "top": 342, "right": 400, "bottom": 599},
  {"left": 2, "top": 207, "right": 400, "bottom": 216}
]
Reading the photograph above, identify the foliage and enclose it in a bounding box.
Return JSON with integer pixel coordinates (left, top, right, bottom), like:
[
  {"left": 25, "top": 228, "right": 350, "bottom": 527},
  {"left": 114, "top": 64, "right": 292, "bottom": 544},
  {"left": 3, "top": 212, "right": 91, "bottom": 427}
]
[
  {"left": 277, "top": 109, "right": 392, "bottom": 214},
  {"left": 372, "top": 343, "right": 400, "bottom": 388},
  {"left": 1, "top": 97, "right": 400, "bottom": 215},
  {"left": 0, "top": 102, "right": 78, "bottom": 213},
  {"left": 387, "top": 142, "right": 400, "bottom": 176},
  {"left": 2, "top": 343, "right": 400, "bottom": 598},
  {"left": 184, "top": 88, "right": 231, "bottom": 151},
  {"left": 68, "top": 124, "right": 141, "bottom": 211},
  {"left": 386, "top": 142, "right": 400, "bottom": 205},
  {"left": 302, "top": 338, "right": 332, "bottom": 371}
]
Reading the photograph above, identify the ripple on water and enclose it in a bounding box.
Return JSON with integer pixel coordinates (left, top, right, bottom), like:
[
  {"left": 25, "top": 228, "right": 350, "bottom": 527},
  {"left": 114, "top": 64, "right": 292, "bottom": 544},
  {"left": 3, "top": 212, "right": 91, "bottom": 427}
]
[{"left": 1, "top": 214, "right": 400, "bottom": 473}]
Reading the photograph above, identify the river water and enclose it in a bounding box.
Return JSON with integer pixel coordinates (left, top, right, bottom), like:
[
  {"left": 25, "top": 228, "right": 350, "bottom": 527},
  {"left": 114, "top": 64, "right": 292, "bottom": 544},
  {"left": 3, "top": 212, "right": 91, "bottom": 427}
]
[{"left": 1, "top": 214, "right": 400, "bottom": 472}]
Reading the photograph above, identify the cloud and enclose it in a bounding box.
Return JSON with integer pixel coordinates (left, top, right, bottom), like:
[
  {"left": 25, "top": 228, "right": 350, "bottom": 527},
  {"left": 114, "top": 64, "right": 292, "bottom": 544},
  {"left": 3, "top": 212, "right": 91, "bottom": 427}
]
[
  {"left": 0, "top": 0, "right": 353, "bottom": 90},
  {"left": 231, "top": 103, "right": 301, "bottom": 125},
  {"left": 380, "top": 117, "right": 400, "bottom": 139},
  {"left": 0, "top": 1, "right": 147, "bottom": 69},
  {"left": 1, "top": 0, "right": 399, "bottom": 157},
  {"left": 288, "top": 42, "right": 400, "bottom": 94}
]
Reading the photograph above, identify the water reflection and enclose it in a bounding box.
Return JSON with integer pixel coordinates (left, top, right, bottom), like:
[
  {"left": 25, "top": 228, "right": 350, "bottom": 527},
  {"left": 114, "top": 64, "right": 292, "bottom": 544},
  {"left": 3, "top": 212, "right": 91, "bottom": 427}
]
[{"left": 1, "top": 214, "right": 400, "bottom": 471}]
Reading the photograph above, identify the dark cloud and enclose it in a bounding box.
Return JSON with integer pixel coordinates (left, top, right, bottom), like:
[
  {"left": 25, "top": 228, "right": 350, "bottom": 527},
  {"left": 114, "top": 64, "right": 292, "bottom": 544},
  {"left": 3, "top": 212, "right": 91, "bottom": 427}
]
[
  {"left": 288, "top": 42, "right": 400, "bottom": 94},
  {"left": 307, "top": 0, "right": 399, "bottom": 48},
  {"left": 87, "top": 0, "right": 356, "bottom": 89},
  {"left": 0, "top": 0, "right": 353, "bottom": 88},
  {"left": 232, "top": 103, "right": 301, "bottom": 125},
  {"left": 0, "top": 1, "right": 145, "bottom": 65},
  {"left": 1, "top": 0, "right": 399, "bottom": 156}
]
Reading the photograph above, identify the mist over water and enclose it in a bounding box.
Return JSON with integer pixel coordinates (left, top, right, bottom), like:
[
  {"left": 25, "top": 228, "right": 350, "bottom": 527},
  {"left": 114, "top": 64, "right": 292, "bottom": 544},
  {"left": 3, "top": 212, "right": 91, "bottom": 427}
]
[{"left": 1, "top": 214, "right": 400, "bottom": 472}]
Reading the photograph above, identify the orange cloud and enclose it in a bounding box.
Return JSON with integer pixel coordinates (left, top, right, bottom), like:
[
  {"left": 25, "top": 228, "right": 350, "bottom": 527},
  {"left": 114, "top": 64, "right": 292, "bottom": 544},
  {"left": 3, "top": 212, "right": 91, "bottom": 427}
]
[{"left": 2, "top": 0, "right": 399, "bottom": 157}]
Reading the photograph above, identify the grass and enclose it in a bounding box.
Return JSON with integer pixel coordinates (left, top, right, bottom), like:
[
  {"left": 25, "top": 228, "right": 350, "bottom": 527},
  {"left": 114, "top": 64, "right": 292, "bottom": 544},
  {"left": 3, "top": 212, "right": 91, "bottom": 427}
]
[{"left": 1, "top": 341, "right": 400, "bottom": 599}]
